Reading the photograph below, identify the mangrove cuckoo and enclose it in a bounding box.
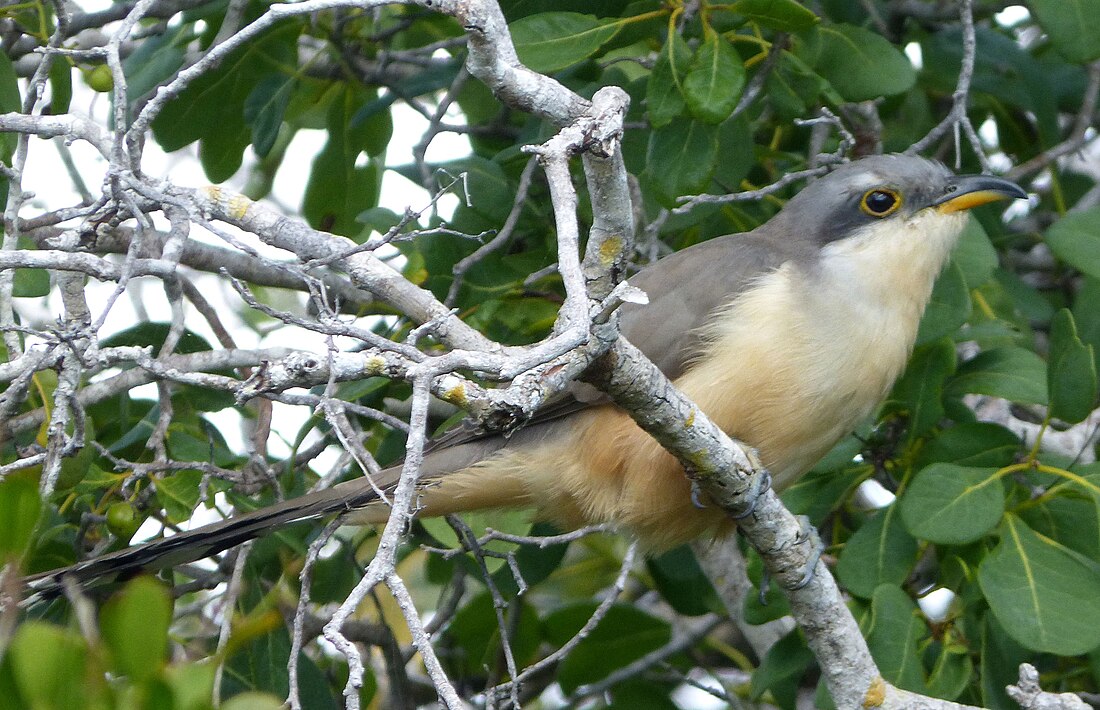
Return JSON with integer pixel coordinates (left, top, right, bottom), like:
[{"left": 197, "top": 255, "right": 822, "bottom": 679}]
[{"left": 22, "top": 154, "right": 1026, "bottom": 596}]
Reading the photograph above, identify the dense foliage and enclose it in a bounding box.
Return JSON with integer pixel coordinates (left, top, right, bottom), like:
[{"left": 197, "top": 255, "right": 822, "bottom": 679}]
[{"left": 1, "top": 0, "right": 1100, "bottom": 708}]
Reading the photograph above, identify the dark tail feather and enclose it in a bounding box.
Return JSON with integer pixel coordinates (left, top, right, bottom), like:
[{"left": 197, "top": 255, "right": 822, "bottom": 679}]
[
  {"left": 20, "top": 480, "right": 384, "bottom": 603},
  {"left": 18, "top": 419, "right": 549, "bottom": 603}
]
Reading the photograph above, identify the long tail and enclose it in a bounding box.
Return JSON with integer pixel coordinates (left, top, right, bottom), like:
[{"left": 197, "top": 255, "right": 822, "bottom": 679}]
[
  {"left": 19, "top": 427, "right": 544, "bottom": 602},
  {"left": 20, "top": 475, "right": 387, "bottom": 601}
]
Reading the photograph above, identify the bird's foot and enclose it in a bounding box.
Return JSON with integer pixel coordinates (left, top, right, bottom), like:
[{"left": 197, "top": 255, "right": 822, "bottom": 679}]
[
  {"left": 689, "top": 480, "right": 708, "bottom": 509},
  {"left": 732, "top": 469, "right": 772, "bottom": 520},
  {"left": 785, "top": 515, "right": 824, "bottom": 591},
  {"left": 756, "top": 515, "right": 824, "bottom": 604}
]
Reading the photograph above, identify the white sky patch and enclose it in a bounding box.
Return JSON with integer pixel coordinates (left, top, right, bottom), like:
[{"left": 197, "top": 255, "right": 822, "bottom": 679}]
[
  {"left": 996, "top": 5, "right": 1031, "bottom": 26},
  {"left": 904, "top": 42, "right": 923, "bottom": 70},
  {"left": 71, "top": 0, "right": 114, "bottom": 11},
  {"left": 918, "top": 587, "right": 956, "bottom": 623},
  {"left": 671, "top": 670, "right": 731, "bottom": 710},
  {"left": 978, "top": 117, "right": 999, "bottom": 146},
  {"left": 857, "top": 479, "right": 896, "bottom": 509}
]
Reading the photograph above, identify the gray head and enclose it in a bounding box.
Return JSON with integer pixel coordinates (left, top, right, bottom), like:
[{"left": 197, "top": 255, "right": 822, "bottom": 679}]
[{"left": 769, "top": 154, "right": 1025, "bottom": 248}]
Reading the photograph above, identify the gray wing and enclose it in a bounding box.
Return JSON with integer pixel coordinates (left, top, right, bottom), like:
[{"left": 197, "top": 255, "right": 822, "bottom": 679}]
[
  {"left": 422, "top": 230, "right": 793, "bottom": 451},
  {"left": 620, "top": 232, "right": 792, "bottom": 379}
]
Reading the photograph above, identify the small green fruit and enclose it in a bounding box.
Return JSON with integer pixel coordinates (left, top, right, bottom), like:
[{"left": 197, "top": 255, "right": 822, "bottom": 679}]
[
  {"left": 106, "top": 502, "right": 142, "bottom": 539},
  {"left": 83, "top": 65, "right": 114, "bottom": 93}
]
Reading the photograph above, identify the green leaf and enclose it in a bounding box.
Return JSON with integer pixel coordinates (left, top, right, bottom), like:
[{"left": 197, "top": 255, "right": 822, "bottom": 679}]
[
  {"left": 731, "top": 0, "right": 819, "bottom": 32},
  {"left": 491, "top": 521, "right": 570, "bottom": 595},
  {"left": 108, "top": 402, "right": 159, "bottom": 455},
  {"left": 8, "top": 622, "right": 91, "bottom": 709},
  {"left": 783, "top": 441, "right": 866, "bottom": 523},
  {"left": 442, "top": 593, "right": 541, "bottom": 678},
  {"left": 890, "top": 338, "right": 956, "bottom": 438},
  {"left": 0, "top": 472, "right": 42, "bottom": 560},
  {"left": 682, "top": 30, "right": 744, "bottom": 124},
  {"left": 608, "top": 681, "right": 681, "bottom": 709},
  {"left": 354, "top": 98, "right": 394, "bottom": 159},
  {"left": 48, "top": 58, "right": 72, "bottom": 115},
  {"left": 900, "top": 464, "right": 1004, "bottom": 544},
  {"left": 646, "top": 546, "right": 718, "bottom": 616},
  {"left": 12, "top": 267, "right": 49, "bottom": 298},
  {"left": 1020, "top": 474, "right": 1100, "bottom": 560},
  {"left": 122, "top": 24, "right": 187, "bottom": 104},
  {"left": 767, "top": 52, "right": 827, "bottom": 120},
  {"left": 421, "top": 509, "right": 530, "bottom": 574},
  {"left": 1046, "top": 207, "right": 1100, "bottom": 279},
  {"left": 995, "top": 267, "right": 1055, "bottom": 326},
  {"left": 915, "top": 261, "right": 970, "bottom": 344},
  {"left": 743, "top": 549, "right": 792, "bottom": 624},
  {"left": 1048, "top": 309, "right": 1098, "bottom": 423},
  {"left": 100, "top": 322, "right": 214, "bottom": 356},
  {"left": 952, "top": 218, "right": 999, "bottom": 288},
  {"left": 837, "top": 504, "right": 919, "bottom": 599},
  {"left": 544, "top": 605, "right": 671, "bottom": 694},
  {"left": 100, "top": 577, "right": 173, "bottom": 681},
  {"left": 646, "top": 33, "right": 690, "bottom": 128},
  {"left": 0, "top": 53, "right": 21, "bottom": 162},
  {"left": 713, "top": 115, "right": 754, "bottom": 188},
  {"left": 979, "top": 515, "right": 1100, "bottom": 655},
  {"left": 510, "top": 12, "right": 619, "bottom": 73},
  {"left": 155, "top": 468, "right": 203, "bottom": 523},
  {"left": 1028, "top": 0, "right": 1100, "bottom": 62},
  {"left": 980, "top": 614, "right": 1030, "bottom": 710},
  {"left": 222, "top": 693, "right": 289, "bottom": 710},
  {"left": 644, "top": 118, "right": 718, "bottom": 205},
  {"left": 198, "top": 116, "right": 251, "bottom": 182},
  {"left": 915, "top": 423, "right": 1021, "bottom": 469},
  {"left": 0, "top": 51, "right": 15, "bottom": 203},
  {"left": 302, "top": 86, "right": 385, "bottom": 237},
  {"left": 797, "top": 23, "right": 916, "bottom": 101},
  {"left": 221, "top": 614, "right": 341, "bottom": 709},
  {"left": 926, "top": 643, "right": 973, "bottom": 701},
  {"left": 945, "top": 346, "right": 1049, "bottom": 406},
  {"left": 244, "top": 75, "right": 293, "bottom": 158},
  {"left": 865, "top": 585, "right": 928, "bottom": 692},
  {"left": 1074, "top": 277, "right": 1100, "bottom": 375},
  {"left": 750, "top": 630, "right": 814, "bottom": 705},
  {"left": 423, "top": 155, "right": 512, "bottom": 224},
  {"left": 152, "top": 22, "right": 299, "bottom": 181}
]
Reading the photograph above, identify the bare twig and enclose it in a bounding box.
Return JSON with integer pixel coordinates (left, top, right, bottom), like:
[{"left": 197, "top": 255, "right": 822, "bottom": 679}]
[{"left": 906, "top": 0, "right": 991, "bottom": 170}]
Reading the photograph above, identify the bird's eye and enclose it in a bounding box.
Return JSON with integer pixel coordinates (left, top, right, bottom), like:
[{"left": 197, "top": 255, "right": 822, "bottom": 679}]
[{"left": 860, "top": 188, "right": 902, "bottom": 217}]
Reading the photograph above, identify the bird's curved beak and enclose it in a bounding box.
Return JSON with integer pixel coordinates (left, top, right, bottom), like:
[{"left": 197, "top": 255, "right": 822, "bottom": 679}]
[{"left": 933, "top": 174, "right": 1028, "bottom": 213}]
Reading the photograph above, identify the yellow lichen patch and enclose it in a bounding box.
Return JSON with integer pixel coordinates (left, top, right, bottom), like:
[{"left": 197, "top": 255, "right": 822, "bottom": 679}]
[
  {"left": 598, "top": 235, "right": 623, "bottom": 266},
  {"left": 684, "top": 409, "right": 695, "bottom": 428},
  {"left": 226, "top": 193, "right": 251, "bottom": 220},
  {"left": 200, "top": 186, "right": 251, "bottom": 220},
  {"left": 365, "top": 355, "right": 387, "bottom": 375},
  {"left": 442, "top": 384, "right": 467, "bottom": 407},
  {"left": 684, "top": 448, "right": 711, "bottom": 470},
  {"left": 202, "top": 185, "right": 223, "bottom": 203},
  {"left": 862, "top": 676, "right": 886, "bottom": 708}
]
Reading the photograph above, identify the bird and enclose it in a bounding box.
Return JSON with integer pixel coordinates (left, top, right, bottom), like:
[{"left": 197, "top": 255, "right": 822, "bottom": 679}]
[{"left": 21, "top": 154, "right": 1026, "bottom": 598}]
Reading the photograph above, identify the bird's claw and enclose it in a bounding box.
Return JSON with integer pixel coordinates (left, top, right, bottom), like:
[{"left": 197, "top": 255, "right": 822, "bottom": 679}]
[
  {"left": 785, "top": 515, "right": 824, "bottom": 591},
  {"left": 690, "top": 481, "right": 707, "bottom": 509},
  {"left": 733, "top": 469, "right": 772, "bottom": 520},
  {"left": 756, "top": 515, "right": 824, "bottom": 604}
]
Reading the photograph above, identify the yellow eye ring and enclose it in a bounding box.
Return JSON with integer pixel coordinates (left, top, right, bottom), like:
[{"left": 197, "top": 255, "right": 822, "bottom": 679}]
[{"left": 860, "top": 188, "right": 902, "bottom": 217}]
